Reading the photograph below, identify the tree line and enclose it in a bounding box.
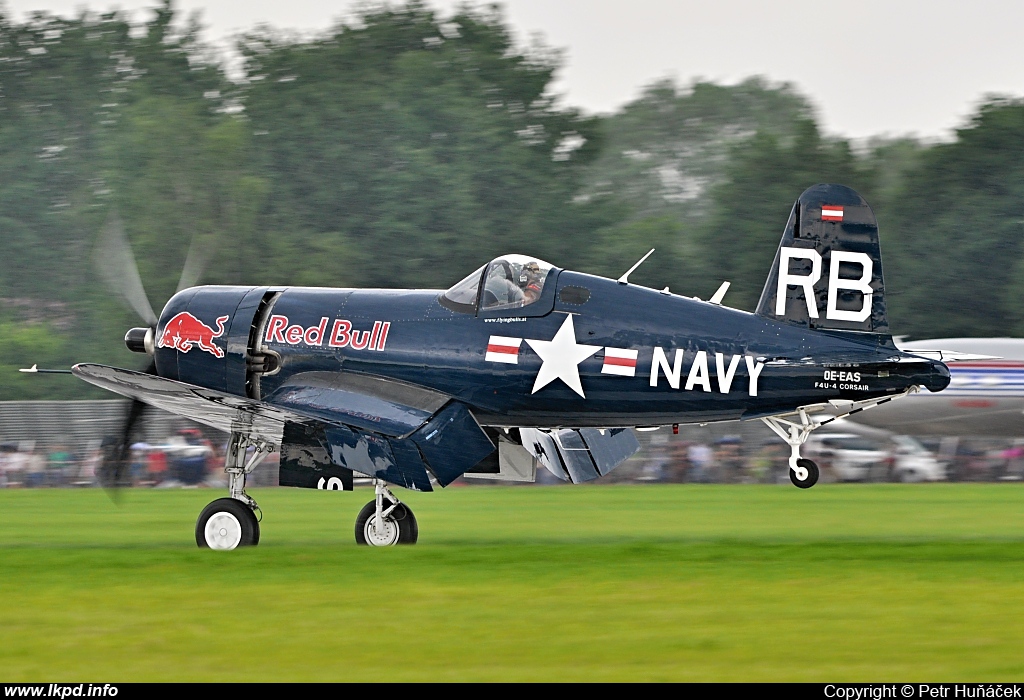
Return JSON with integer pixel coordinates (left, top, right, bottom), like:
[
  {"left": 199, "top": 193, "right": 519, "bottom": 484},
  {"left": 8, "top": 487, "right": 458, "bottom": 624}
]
[{"left": 2, "top": 0, "right": 1023, "bottom": 399}]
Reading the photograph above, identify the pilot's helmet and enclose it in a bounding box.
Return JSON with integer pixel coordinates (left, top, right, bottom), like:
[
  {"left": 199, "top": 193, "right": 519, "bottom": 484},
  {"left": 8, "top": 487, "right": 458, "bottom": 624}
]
[{"left": 520, "top": 261, "right": 541, "bottom": 284}]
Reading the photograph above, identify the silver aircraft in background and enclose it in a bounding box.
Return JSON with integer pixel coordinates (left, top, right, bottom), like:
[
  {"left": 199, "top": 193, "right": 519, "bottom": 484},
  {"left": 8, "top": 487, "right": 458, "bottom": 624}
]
[{"left": 847, "top": 338, "right": 1024, "bottom": 437}]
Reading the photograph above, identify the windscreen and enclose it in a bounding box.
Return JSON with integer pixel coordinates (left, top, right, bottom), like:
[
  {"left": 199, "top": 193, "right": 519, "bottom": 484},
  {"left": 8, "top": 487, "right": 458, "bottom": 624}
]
[
  {"left": 441, "top": 256, "right": 554, "bottom": 314},
  {"left": 480, "top": 255, "right": 553, "bottom": 311},
  {"left": 440, "top": 265, "right": 486, "bottom": 313}
]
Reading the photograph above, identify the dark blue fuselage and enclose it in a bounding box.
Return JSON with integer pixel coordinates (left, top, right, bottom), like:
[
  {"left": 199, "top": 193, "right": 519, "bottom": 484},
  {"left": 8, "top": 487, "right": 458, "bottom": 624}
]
[{"left": 153, "top": 268, "right": 949, "bottom": 429}]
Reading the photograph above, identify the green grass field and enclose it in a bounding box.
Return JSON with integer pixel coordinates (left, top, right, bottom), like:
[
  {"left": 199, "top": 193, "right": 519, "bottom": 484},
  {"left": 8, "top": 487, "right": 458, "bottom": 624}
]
[{"left": 2, "top": 484, "right": 1024, "bottom": 681}]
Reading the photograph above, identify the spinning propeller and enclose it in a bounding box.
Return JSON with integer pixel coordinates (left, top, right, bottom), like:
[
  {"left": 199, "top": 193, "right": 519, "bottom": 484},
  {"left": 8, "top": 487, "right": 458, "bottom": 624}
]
[{"left": 92, "top": 210, "right": 213, "bottom": 496}]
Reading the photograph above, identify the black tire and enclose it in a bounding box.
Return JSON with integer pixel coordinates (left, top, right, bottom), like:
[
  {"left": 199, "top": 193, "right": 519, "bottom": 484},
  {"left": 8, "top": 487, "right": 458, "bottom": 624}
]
[
  {"left": 196, "top": 497, "right": 260, "bottom": 550},
  {"left": 899, "top": 468, "right": 922, "bottom": 483},
  {"left": 789, "top": 458, "right": 820, "bottom": 489},
  {"left": 354, "top": 499, "right": 418, "bottom": 546}
]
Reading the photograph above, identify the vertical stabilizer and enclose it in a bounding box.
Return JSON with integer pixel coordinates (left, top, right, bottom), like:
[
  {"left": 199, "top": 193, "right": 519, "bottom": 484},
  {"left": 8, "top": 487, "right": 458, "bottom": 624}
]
[{"left": 755, "top": 183, "right": 889, "bottom": 337}]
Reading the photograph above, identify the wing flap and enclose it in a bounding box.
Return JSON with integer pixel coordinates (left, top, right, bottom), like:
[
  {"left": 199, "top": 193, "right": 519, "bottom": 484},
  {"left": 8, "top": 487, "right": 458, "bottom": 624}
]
[
  {"left": 580, "top": 428, "right": 642, "bottom": 475},
  {"left": 279, "top": 421, "right": 354, "bottom": 491},
  {"left": 319, "top": 403, "right": 497, "bottom": 491},
  {"left": 410, "top": 402, "right": 496, "bottom": 486},
  {"left": 518, "top": 427, "right": 640, "bottom": 484},
  {"left": 323, "top": 424, "right": 435, "bottom": 492}
]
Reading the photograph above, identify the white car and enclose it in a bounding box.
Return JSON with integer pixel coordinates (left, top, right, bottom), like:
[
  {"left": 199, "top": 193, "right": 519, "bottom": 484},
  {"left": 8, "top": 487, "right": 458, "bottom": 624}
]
[
  {"left": 889, "top": 434, "right": 946, "bottom": 482},
  {"left": 806, "top": 429, "right": 944, "bottom": 482}
]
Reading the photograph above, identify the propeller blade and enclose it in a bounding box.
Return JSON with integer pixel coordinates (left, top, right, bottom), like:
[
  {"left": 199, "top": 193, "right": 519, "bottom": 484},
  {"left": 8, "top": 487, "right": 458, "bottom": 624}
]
[
  {"left": 93, "top": 210, "right": 158, "bottom": 327},
  {"left": 176, "top": 230, "right": 214, "bottom": 293},
  {"left": 99, "top": 360, "right": 156, "bottom": 501}
]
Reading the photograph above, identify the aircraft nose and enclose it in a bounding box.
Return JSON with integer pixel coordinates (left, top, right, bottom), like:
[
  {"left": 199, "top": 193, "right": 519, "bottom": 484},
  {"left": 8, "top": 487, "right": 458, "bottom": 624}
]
[{"left": 922, "top": 360, "right": 951, "bottom": 393}]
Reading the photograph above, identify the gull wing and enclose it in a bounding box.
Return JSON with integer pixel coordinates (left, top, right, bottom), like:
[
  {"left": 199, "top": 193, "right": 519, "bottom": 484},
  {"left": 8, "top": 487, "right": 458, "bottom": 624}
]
[
  {"left": 72, "top": 364, "right": 494, "bottom": 491},
  {"left": 73, "top": 363, "right": 295, "bottom": 443}
]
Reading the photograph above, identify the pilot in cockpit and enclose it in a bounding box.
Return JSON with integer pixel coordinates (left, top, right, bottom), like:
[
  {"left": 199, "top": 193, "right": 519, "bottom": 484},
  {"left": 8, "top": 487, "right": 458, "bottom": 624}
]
[
  {"left": 483, "top": 261, "right": 525, "bottom": 308},
  {"left": 518, "top": 261, "right": 544, "bottom": 304}
]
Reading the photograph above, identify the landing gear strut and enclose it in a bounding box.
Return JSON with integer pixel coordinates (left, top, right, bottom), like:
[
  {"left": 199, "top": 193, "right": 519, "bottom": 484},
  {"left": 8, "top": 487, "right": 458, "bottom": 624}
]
[
  {"left": 355, "top": 479, "right": 418, "bottom": 546},
  {"left": 196, "top": 433, "right": 273, "bottom": 550},
  {"left": 759, "top": 390, "right": 921, "bottom": 490},
  {"left": 761, "top": 409, "right": 820, "bottom": 489}
]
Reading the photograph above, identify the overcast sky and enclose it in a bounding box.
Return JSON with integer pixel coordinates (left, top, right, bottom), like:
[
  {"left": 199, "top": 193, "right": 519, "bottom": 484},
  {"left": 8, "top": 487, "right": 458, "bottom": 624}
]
[{"left": 5, "top": 0, "right": 1024, "bottom": 141}]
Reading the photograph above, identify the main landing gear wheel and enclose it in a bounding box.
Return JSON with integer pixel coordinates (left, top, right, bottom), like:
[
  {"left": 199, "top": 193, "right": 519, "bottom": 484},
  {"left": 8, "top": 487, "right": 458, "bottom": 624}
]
[
  {"left": 355, "top": 499, "right": 418, "bottom": 546},
  {"left": 789, "top": 458, "right": 820, "bottom": 489},
  {"left": 196, "top": 498, "right": 260, "bottom": 550}
]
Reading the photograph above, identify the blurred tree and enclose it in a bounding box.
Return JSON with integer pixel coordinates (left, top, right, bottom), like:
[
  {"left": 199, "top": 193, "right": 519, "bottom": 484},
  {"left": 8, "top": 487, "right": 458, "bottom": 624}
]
[
  {"left": 0, "top": 1, "right": 245, "bottom": 396},
  {"left": 238, "top": 1, "right": 609, "bottom": 289},
  {"left": 3, "top": 0, "right": 1024, "bottom": 407},
  {"left": 101, "top": 96, "right": 266, "bottom": 306},
  {"left": 581, "top": 77, "right": 812, "bottom": 221},
  {"left": 575, "top": 77, "right": 813, "bottom": 297},
  {"left": 884, "top": 97, "right": 1024, "bottom": 338},
  {"left": 0, "top": 318, "right": 70, "bottom": 400},
  {"left": 697, "top": 120, "right": 872, "bottom": 311},
  {"left": 0, "top": 8, "right": 112, "bottom": 299}
]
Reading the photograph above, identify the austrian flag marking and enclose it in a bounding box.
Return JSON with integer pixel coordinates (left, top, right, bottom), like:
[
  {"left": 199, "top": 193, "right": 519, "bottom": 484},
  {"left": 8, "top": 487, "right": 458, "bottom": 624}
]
[
  {"left": 602, "top": 347, "right": 638, "bottom": 377},
  {"left": 486, "top": 336, "right": 523, "bottom": 364},
  {"left": 821, "top": 205, "right": 844, "bottom": 222}
]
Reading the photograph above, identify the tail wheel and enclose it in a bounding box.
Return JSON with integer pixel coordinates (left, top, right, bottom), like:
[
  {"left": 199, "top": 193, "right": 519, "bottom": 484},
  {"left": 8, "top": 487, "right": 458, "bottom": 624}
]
[
  {"left": 355, "top": 500, "right": 418, "bottom": 546},
  {"left": 196, "top": 497, "right": 260, "bottom": 550},
  {"left": 790, "top": 458, "right": 820, "bottom": 489}
]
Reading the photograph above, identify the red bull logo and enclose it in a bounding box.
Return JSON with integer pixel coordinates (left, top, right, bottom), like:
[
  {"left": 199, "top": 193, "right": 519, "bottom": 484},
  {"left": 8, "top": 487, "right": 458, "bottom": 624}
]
[{"left": 157, "top": 312, "right": 229, "bottom": 358}]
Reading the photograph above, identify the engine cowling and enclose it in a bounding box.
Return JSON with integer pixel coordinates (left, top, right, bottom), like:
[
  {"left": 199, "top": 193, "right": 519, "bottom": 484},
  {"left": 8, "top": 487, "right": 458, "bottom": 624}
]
[{"left": 153, "top": 286, "right": 277, "bottom": 396}]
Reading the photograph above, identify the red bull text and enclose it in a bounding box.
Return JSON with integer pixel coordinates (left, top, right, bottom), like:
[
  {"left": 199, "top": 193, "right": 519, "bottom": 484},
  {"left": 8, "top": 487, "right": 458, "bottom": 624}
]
[{"left": 264, "top": 315, "right": 390, "bottom": 351}]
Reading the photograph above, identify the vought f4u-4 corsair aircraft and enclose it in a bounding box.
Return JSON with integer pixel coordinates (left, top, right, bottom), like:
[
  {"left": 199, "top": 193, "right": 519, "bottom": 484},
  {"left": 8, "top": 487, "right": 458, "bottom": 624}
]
[{"left": 69, "top": 184, "right": 951, "bottom": 549}]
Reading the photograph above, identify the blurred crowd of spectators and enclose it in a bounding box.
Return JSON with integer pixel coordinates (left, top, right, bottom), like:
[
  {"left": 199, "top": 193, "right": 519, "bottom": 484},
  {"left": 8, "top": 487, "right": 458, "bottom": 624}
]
[
  {"left": 2, "top": 429, "right": 1023, "bottom": 488},
  {"left": 588, "top": 438, "right": 794, "bottom": 485},
  {"left": 599, "top": 436, "right": 1024, "bottom": 484},
  {"left": 0, "top": 429, "right": 280, "bottom": 489}
]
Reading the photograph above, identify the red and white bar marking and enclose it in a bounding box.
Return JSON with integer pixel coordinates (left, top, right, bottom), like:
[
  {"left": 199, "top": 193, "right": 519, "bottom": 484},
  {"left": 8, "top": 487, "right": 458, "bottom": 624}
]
[
  {"left": 486, "top": 335, "right": 523, "bottom": 364},
  {"left": 821, "top": 205, "right": 844, "bottom": 222},
  {"left": 602, "top": 347, "right": 638, "bottom": 377}
]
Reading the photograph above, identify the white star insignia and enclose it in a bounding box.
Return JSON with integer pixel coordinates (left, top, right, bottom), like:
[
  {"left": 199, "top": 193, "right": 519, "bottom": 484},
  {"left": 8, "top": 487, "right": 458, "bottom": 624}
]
[{"left": 525, "top": 315, "right": 601, "bottom": 398}]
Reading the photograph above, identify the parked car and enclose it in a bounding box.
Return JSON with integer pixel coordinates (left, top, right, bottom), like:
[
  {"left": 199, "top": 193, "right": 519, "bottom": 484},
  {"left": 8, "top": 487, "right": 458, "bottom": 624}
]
[
  {"left": 889, "top": 434, "right": 946, "bottom": 482},
  {"left": 806, "top": 428, "right": 944, "bottom": 482}
]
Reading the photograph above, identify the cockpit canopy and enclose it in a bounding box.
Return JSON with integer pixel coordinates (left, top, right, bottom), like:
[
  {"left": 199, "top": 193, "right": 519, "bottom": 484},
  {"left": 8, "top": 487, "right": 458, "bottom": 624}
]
[{"left": 441, "top": 255, "right": 555, "bottom": 314}]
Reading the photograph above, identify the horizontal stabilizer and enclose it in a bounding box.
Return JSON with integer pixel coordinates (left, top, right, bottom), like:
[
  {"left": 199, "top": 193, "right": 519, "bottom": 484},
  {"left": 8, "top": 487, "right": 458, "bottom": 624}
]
[{"left": 895, "top": 349, "right": 1000, "bottom": 363}]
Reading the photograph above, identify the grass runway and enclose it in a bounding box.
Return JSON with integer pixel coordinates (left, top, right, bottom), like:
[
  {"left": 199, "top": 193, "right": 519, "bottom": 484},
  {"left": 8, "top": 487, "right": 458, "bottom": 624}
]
[{"left": 1, "top": 484, "right": 1024, "bottom": 681}]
